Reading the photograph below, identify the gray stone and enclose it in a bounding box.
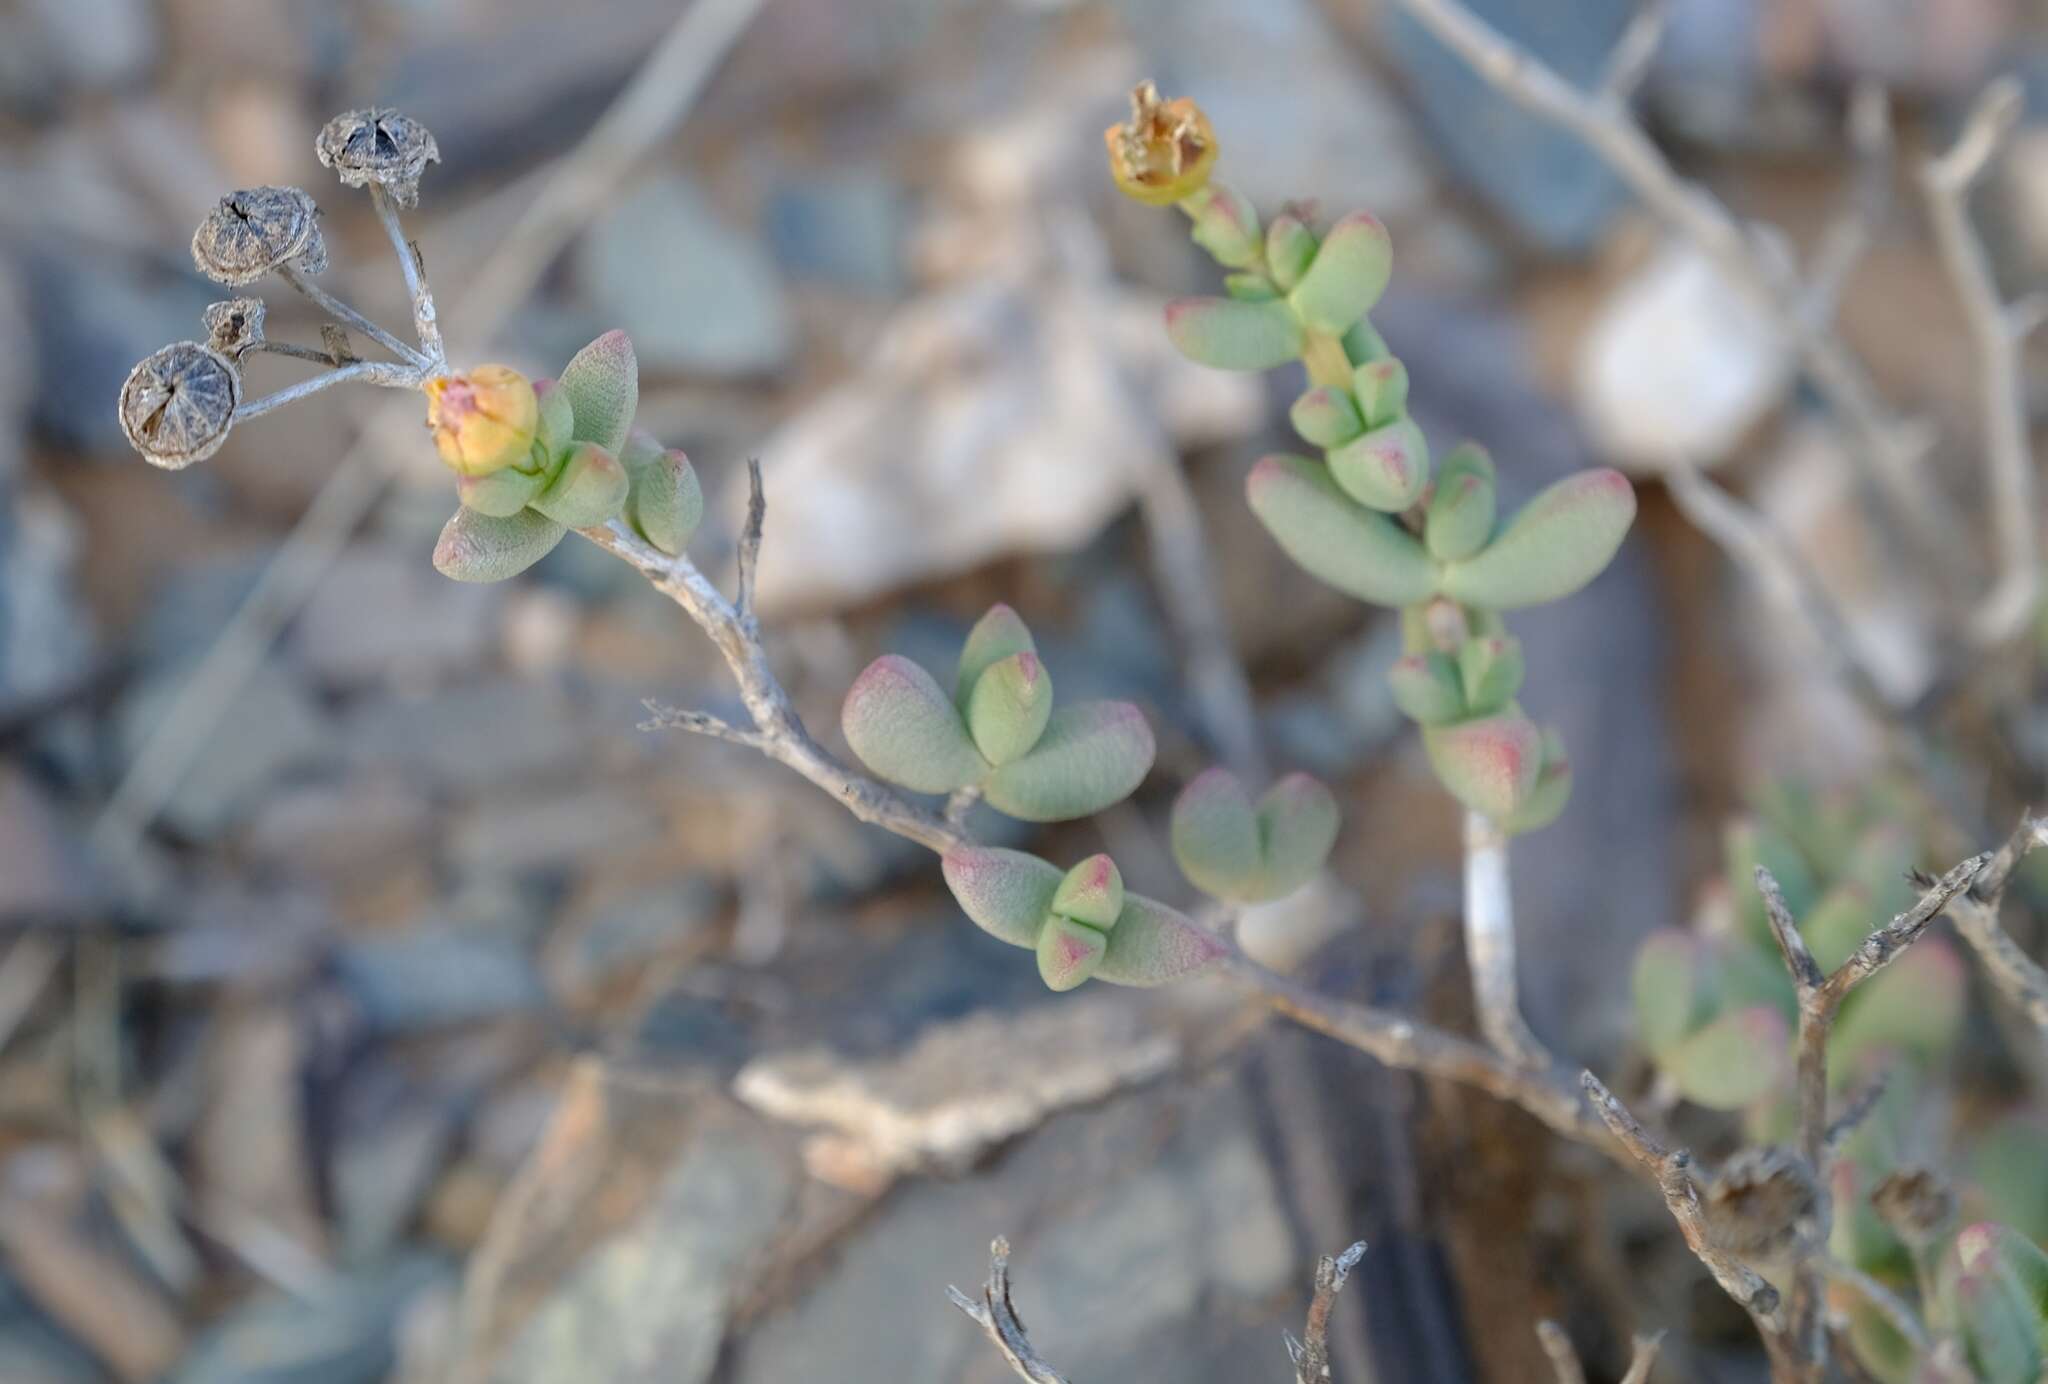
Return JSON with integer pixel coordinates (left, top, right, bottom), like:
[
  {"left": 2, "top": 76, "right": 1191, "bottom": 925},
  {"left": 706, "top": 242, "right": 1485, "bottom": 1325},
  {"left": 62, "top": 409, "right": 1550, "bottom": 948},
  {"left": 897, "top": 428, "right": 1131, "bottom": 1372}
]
[
  {"left": 290, "top": 544, "right": 499, "bottom": 689},
  {"left": 728, "top": 1069, "right": 1297, "bottom": 1384},
  {"left": 168, "top": 1254, "right": 447, "bottom": 1384},
  {"left": 444, "top": 783, "right": 660, "bottom": 878},
  {"left": 765, "top": 172, "right": 906, "bottom": 295},
  {"left": 25, "top": 249, "right": 215, "bottom": 454},
  {"left": 547, "top": 880, "right": 722, "bottom": 994},
  {"left": 333, "top": 931, "right": 545, "bottom": 1036},
  {"left": 0, "top": 491, "right": 94, "bottom": 706},
  {"left": 1386, "top": 0, "right": 1634, "bottom": 253},
  {"left": 491, "top": 1125, "right": 797, "bottom": 1384},
  {"left": 118, "top": 662, "right": 336, "bottom": 840},
  {"left": 577, "top": 177, "right": 793, "bottom": 376},
  {"left": 340, "top": 680, "right": 590, "bottom": 796}
]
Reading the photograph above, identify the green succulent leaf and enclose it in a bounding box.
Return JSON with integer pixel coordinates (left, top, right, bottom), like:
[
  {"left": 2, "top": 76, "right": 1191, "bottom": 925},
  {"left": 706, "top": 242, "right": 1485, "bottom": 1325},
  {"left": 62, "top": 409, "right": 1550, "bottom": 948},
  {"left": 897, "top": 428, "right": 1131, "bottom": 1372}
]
[
  {"left": 533, "top": 376, "right": 575, "bottom": 455},
  {"left": 456, "top": 463, "right": 547, "bottom": 518},
  {"left": 558, "top": 329, "right": 639, "bottom": 455},
  {"left": 1327, "top": 417, "right": 1430, "bottom": 513},
  {"left": 1245, "top": 454, "right": 1436, "bottom": 606},
  {"left": 1169, "top": 768, "right": 1262, "bottom": 899},
  {"left": 964, "top": 650, "right": 1053, "bottom": 767},
  {"left": 940, "top": 845, "right": 1060, "bottom": 949},
  {"left": 1661, "top": 1004, "right": 1791, "bottom": 1110},
  {"left": 618, "top": 430, "right": 704, "bottom": 556},
  {"left": 1386, "top": 652, "right": 1466, "bottom": 725},
  {"left": 1255, "top": 772, "right": 1340, "bottom": 900},
  {"left": 841, "top": 654, "right": 987, "bottom": 794},
  {"left": 1096, "top": 892, "right": 1227, "bottom": 986},
  {"left": 1186, "top": 184, "right": 1262, "bottom": 269},
  {"left": 1351, "top": 358, "right": 1408, "bottom": 429},
  {"left": 1051, "top": 853, "right": 1124, "bottom": 930},
  {"left": 1498, "top": 729, "right": 1572, "bottom": 835},
  {"left": 1341, "top": 316, "right": 1390, "bottom": 364},
  {"left": 1289, "top": 386, "right": 1364, "bottom": 450},
  {"left": 1421, "top": 709, "right": 1543, "bottom": 820},
  {"left": 432, "top": 505, "right": 567, "bottom": 583},
  {"left": 956, "top": 604, "right": 1036, "bottom": 703},
  {"left": 530, "top": 440, "right": 629, "bottom": 528},
  {"left": 1289, "top": 212, "right": 1392, "bottom": 333},
  {"left": 1165, "top": 295, "right": 1304, "bottom": 372},
  {"left": 983, "top": 701, "right": 1155, "bottom": 822},
  {"left": 1037, "top": 915, "right": 1109, "bottom": 991},
  {"left": 1941, "top": 1223, "right": 2048, "bottom": 1384},
  {"left": 1438, "top": 468, "right": 1637, "bottom": 610},
  {"left": 1264, "top": 213, "right": 1317, "bottom": 291},
  {"left": 1832, "top": 939, "right": 1965, "bottom": 1074},
  {"left": 1170, "top": 768, "right": 1337, "bottom": 903},
  {"left": 1425, "top": 443, "right": 1497, "bottom": 561},
  {"left": 1223, "top": 273, "right": 1279, "bottom": 302},
  {"left": 1458, "top": 635, "right": 1525, "bottom": 715},
  {"left": 1633, "top": 929, "right": 1714, "bottom": 1058}
]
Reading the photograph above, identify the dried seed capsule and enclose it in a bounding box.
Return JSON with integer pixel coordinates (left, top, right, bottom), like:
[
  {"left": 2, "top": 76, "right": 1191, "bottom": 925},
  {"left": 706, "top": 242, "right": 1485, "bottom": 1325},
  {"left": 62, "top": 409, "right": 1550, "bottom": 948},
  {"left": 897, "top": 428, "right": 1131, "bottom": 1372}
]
[
  {"left": 191, "top": 186, "right": 326, "bottom": 286},
  {"left": 316, "top": 107, "right": 440, "bottom": 206},
  {"left": 202, "top": 298, "right": 266, "bottom": 358},
  {"left": 118, "top": 341, "right": 240, "bottom": 469},
  {"left": 1103, "top": 81, "right": 1217, "bottom": 206}
]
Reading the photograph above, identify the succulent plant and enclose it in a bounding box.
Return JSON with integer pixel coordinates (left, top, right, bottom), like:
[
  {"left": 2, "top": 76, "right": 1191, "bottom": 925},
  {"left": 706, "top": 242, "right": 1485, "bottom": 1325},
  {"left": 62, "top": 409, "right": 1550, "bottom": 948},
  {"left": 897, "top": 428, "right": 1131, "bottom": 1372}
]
[
  {"left": 1107, "top": 84, "right": 1634, "bottom": 832},
  {"left": 841, "top": 605, "right": 1156, "bottom": 822},
  {"left": 431, "top": 332, "right": 702, "bottom": 583},
  {"left": 1170, "top": 768, "right": 1340, "bottom": 904},
  {"left": 942, "top": 846, "right": 1226, "bottom": 990}
]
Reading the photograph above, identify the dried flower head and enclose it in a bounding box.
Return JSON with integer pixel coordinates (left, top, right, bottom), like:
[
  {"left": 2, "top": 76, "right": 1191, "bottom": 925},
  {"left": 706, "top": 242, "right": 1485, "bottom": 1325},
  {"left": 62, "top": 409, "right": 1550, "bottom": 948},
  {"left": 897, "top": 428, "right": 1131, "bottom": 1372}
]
[
  {"left": 425, "top": 365, "right": 541, "bottom": 477},
  {"left": 202, "top": 297, "right": 266, "bottom": 358},
  {"left": 1705, "top": 1147, "right": 1821, "bottom": 1260},
  {"left": 192, "top": 186, "right": 327, "bottom": 286},
  {"left": 317, "top": 108, "right": 440, "bottom": 206},
  {"left": 1872, "top": 1167, "right": 1957, "bottom": 1249},
  {"left": 1104, "top": 81, "right": 1217, "bottom": 206},
  {"left": 119, "top": 341, "right": 241, "bottom": 469}
]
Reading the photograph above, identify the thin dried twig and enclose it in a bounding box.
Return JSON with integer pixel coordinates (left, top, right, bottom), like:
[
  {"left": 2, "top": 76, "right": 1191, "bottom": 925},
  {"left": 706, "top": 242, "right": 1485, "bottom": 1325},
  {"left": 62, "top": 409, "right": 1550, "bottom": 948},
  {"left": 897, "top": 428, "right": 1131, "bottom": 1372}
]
[
  {"left": 1749, "top": 851, "right": 1989, "bottom": 1376},
  {"left": 1286, "top": 1241, "right": 1367, "bottom": 1384},
  {"left": 1944, "top": 815, "right": 2048, "bottom": 1039},
  {"left": 273, "top": 262, "right": 428, "bottom": 368},
  {"left": 1598, "top": 0, "right": 1666, "bottom": 102},
  {"left": 369, "top": 184, "right": 444, "bottom": 369},
  {"left": 1535, "top": 1320, "right": 1588, "bottom": 1384},
  {"left": 734, "top": 458, "right": 767, "bottom": 637},
  {"left": 584, "top": 519, "right": 967, "bottom": 855},
  {"left": 947, "top": 1237, "right": 1071, "bottom": 1384},
  {"left": 1463, "top": 810, "right": 1548, "bottom": 1068},
  {"left": 638, "top": 699, "right": 768, "bottom": 750},
  {"left": 1620, "top": 1332, "right": 1664, "bottom": 1384},
  {"left": 1383, "top": 0, "right": 1966, "bottom": 571},
  {"left": 1921, "top": 77, "right": 2037, "bottom": 643},
  {"left": 1582, "top": 1071, "right": 1784, "bottom": 1331}
]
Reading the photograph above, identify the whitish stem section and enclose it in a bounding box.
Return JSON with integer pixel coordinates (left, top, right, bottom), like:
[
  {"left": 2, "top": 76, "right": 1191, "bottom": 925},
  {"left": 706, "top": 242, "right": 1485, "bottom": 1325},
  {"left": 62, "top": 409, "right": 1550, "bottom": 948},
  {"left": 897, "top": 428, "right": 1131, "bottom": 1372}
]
[{"left": 1464, "top": 809, "right": 1545, "bottom": 1067}]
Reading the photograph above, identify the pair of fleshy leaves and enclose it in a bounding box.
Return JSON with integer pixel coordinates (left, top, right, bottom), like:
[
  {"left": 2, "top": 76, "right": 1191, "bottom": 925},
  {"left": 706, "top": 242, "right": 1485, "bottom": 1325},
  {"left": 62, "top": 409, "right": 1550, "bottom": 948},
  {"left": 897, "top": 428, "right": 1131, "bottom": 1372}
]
[
  {"left": 1246, "top": 452, "right": 1636, "bottom": 613},
  {"left": 941, "top": 845, "right": 1225, "bottom": 989},
  {"left": 1170, "top": 768, "right": 1338, "bottom": 904},
  {"left": 1168, "top": 208, "right": 1393, "bottom": 352},
  {"left": 840, "top": 605, "right": 1155, "bottom": 823},
  {"left": 432, "top": 331, "right": 703, "bottom": 583}
]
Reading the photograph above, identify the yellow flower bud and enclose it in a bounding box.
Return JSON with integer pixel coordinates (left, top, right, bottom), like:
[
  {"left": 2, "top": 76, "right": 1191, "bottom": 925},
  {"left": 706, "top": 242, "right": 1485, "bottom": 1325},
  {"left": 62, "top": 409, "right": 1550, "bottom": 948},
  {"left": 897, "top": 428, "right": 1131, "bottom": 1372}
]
[
  {"left": 1103, "top": 81, "right": 1217, "bottom": 207},
  {"left": 424, "top": 365, "right": 540, "bottom": 477}
]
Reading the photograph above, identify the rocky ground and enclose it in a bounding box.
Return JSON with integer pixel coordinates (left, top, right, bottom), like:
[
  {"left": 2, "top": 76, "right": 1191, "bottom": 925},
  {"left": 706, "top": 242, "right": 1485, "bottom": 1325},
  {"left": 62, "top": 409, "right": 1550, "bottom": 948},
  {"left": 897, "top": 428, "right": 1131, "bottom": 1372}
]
[{"left": 1, "top": 0, "right": 2043, "bottom": 1381}]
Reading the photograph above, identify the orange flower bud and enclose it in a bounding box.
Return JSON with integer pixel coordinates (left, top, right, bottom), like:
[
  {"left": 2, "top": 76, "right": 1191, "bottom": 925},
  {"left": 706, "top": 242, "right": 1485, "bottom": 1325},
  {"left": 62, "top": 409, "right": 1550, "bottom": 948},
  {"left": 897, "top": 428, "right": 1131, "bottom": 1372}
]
[
  {"left": 424, "top": 365, "right": 540, "bottom": 477},
  {"left": 1104, "top": 81, "right": 1217, "bottom": 207}
]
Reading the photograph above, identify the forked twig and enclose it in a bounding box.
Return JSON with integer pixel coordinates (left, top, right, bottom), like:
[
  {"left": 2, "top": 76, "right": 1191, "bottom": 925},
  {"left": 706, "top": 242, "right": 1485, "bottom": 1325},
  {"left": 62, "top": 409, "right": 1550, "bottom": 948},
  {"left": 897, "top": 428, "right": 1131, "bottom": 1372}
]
[{"left": 947, "top": 1237, "right": 1071, "bottom": 1384}]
